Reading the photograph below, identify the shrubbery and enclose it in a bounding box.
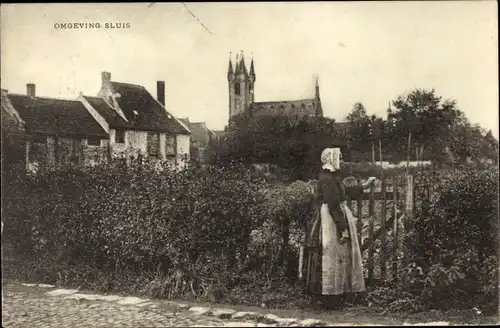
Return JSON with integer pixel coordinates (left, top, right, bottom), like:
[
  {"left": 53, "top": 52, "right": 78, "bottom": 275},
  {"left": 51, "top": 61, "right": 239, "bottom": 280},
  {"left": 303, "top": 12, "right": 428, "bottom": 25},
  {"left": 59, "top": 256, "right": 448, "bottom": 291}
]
[
  {"left": 3, "top": 158, "right": 270, "bottom": 298},
  {"left": 3, "top": 157, "right": 498, "bottom": 314},
  {"left": 367, "top": 168, "right": 499, "bottom": 313}
]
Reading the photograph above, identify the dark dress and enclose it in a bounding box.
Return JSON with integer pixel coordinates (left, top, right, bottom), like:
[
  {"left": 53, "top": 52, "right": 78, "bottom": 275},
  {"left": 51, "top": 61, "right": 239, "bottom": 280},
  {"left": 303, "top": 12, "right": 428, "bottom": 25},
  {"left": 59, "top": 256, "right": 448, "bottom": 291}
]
[{"left": 304, "top": 170, "right": 364, "bottom": 306}]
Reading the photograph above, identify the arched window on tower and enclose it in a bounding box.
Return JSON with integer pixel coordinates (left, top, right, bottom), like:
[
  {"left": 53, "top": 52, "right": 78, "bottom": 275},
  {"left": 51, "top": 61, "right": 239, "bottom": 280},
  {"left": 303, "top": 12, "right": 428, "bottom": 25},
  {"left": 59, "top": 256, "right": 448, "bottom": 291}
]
[{"left": 235, "top": 83, "right": 241, "bottom": 96}]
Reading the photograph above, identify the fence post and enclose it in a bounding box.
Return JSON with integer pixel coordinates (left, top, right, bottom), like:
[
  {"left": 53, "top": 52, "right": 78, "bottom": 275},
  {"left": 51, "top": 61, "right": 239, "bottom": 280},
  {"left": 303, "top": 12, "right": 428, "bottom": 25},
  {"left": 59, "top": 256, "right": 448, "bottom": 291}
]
[
  {"left": 357, "top": 194, "right": 363, "bottom": 246},
  {"left": 392, "top": 176, "right": 399, "bottom": 280},
  {"left": 403, "top": 174, "right": 414, "bottom": 266},
  {"left": 367, "top": 184, "right": 375, "bottom": 286},
  {"left": 380, "top": 176, "right": 387, "bottom": 282}
]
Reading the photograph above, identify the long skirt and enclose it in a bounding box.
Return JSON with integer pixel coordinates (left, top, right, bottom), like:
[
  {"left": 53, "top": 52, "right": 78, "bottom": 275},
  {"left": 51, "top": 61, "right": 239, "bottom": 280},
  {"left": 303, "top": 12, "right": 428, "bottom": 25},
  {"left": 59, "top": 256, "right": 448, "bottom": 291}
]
[{"left": 304, "top": 202, "right": 365, "bottom": 296}]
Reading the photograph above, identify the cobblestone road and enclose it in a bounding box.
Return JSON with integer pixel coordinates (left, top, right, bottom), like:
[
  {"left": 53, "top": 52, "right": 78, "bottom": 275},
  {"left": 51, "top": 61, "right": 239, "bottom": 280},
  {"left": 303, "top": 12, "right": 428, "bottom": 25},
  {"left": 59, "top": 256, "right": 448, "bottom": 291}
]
[
  {"left": 4, "top": 282, "right": 490, "bottom": 327},
  {"left": 2, "top": 285, "right": 264, "bottom": 327},
  {"left": 2, "top": 284, "right": 324, "bottom": 327}
]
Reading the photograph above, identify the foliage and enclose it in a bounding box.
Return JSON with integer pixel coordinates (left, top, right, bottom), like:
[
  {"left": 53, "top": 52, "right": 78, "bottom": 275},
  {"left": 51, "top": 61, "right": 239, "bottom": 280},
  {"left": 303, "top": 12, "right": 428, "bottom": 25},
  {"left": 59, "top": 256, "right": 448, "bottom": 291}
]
[
  {"left": 368, "top": 168, "right": 499, "bottom": 313},
  {"left": 2, "top": 157, "right": 268, "bottom": 298},
  {"left": 345, "top": 89, "right": 498, "bottom": 165},
  {"left": 208, "top": 114, "right": 345, "bottom": 181}
]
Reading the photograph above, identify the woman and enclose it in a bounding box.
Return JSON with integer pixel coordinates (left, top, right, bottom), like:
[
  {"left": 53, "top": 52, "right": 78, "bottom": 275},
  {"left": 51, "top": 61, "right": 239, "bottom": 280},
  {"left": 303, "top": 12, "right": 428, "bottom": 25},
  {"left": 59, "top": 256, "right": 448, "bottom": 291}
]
[{"left": 304, "top": 148, "right": 376, "bottom": 308}]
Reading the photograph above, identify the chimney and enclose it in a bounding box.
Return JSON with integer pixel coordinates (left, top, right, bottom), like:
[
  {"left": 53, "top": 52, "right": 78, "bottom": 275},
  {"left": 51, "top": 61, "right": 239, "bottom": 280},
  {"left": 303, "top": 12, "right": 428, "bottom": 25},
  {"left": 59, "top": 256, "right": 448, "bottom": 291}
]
[
  {"left": 101, "top": 71, "right": 111, "bottom": 85},
  {"left": 157, "top": 81, "right": 165, "bottom": 106},
  {"left": 27, "top": 83, "right": 36, "bottom": 97}
]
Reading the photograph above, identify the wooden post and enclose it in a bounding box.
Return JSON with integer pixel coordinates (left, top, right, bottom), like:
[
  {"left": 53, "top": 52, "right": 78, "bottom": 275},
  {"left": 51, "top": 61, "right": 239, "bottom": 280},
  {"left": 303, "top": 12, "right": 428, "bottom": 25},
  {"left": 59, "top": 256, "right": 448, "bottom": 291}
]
[
  {"left": 372, "top": 142, "right": 375, "bottom": 163},
  {"left": 367, "top": 184, "right": 375, "bottom": 286},
  {"left": 357, "top": 193, "right": 363, "bottom": 246},
  {"left": 406, "top": 131, "right": 412, "bottom": 174},
  {"left": 403, "top": 174, "right": 414, "bottom": 266},
  {"left": 380, "top": 176, "right": 387, "bottom": 282},
  {"left": 378, "top": 139, "right": 387, "bottom": 281},
  {"left": 392, "top": 176, "right": 399, "bottom": 280}
]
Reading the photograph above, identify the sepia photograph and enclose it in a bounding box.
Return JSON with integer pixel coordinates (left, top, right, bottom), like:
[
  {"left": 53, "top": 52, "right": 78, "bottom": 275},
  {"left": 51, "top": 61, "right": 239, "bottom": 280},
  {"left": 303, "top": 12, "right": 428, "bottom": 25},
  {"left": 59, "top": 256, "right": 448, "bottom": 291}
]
[{"left": 1, "top": 2, "right": 498, "bottom": 327}]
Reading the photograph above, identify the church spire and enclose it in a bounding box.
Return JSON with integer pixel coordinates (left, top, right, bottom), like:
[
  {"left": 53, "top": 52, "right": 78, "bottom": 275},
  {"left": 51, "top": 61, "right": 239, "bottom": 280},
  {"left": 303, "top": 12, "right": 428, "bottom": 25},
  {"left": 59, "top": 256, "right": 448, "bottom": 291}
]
[
  {"left": 235, "top": 53, "right": 240, "bottom": 74},
  {"left": 249, "top": 57, "right": 255, "bottom": 80},
  {"left": 240, "top": 50, "right": 248, "bottom": 76},
  {"left": 315, "top": 76, "right": 320, "bottom": 98},
  {"left": 227, "top": 52, "right": 234, "bottom": 81},
  {"left": 314, "top": 76, "right": 323, "bottom": 116}
]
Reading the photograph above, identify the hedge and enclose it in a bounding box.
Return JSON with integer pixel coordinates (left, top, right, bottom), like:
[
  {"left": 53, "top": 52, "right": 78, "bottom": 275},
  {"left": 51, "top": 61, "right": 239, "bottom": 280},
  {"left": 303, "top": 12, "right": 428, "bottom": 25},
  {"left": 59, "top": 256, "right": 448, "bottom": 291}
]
[{"left": 3, "top": 159, "right": 498, "bottom": 313}]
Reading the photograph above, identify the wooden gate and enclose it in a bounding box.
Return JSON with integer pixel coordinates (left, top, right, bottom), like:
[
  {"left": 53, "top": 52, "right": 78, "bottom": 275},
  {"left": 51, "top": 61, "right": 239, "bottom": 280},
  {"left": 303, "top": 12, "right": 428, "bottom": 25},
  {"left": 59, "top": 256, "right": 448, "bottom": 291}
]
[{"left": 346, "top": 174, "right": 415, "bottom": 286}]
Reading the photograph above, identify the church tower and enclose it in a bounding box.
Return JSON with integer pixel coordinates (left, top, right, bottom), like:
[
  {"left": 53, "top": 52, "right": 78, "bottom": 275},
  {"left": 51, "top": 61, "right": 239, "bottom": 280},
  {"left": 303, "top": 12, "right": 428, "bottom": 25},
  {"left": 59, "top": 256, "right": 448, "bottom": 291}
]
[{"left": 228, "top": 51, "right": 255, "bottom": 120}]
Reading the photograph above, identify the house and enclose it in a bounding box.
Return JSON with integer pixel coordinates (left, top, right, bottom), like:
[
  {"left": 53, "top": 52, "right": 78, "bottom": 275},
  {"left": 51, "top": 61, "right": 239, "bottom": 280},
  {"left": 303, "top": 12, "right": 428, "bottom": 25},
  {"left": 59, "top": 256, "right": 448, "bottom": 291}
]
[
  {"left": 1, "top": 88, "right": 27, "bottom": 173},
  {"left": 1, "top": 85, "right": 110, "bottom": 172},
  {"left": 178, "top": 118, "right": 216, "bottom": 164},
  {"left": 79, "top": 72, "right": 191, "bottom": 170}
]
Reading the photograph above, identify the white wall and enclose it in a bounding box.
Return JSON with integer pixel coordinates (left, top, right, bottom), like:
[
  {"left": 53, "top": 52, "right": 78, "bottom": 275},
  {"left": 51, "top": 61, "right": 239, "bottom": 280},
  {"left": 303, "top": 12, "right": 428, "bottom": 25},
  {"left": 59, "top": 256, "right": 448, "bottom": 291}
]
[
  {"left": 176, "top": 134, "right": 190, "bottom": 170},
  {"left": 109, "top": 129, "right": 148, "bottom": 159}
]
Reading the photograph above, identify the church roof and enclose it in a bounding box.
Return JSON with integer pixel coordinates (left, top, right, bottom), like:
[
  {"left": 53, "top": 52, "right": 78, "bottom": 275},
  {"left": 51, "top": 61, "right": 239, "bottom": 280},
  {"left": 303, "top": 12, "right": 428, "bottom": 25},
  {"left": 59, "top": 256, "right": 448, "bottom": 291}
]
[{"left": 249, "top": 98, "right": 320, "bottom": 117}]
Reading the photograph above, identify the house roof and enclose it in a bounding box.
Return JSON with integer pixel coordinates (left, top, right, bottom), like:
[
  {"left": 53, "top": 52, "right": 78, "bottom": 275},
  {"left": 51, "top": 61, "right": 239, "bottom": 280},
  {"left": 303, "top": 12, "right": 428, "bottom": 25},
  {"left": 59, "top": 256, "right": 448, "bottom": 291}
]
[
  {"left": 107, "top": 81, "right": 190, "bottom": 134},
  {"left": 1, "top": 90, "right": 24, "bottom": 126},
  {"left": 249, "top": 98, "right": 320, "bottom": 117},
  {"left": 178, "top": 118, "right": 215, "bottom": 146},
  {"left": 6, "top": 93, "right": 108, "bottom": 138},
  {"left": 212, "top": 130, "right": 225, "bottom": 139},
  {"left": 82, "top": 96, "right": 132, "bottom": 129}
]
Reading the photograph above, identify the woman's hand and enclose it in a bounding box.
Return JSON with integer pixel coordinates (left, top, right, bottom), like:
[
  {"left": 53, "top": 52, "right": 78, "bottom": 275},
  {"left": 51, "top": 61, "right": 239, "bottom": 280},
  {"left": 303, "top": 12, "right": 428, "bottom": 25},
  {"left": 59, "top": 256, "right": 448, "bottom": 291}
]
[{"left": 362, "top": 177, "right": 377, "bottom": 189}]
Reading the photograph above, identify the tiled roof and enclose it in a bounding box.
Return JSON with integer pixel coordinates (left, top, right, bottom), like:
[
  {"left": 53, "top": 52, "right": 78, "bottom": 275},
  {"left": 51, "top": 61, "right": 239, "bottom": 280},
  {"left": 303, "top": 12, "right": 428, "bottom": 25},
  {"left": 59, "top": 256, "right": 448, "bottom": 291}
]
[
  {"left": 190, "top": 122, "right": 215, "bottom": 146},
  {"left": 7, "top": 94, "right": 108, "bottom": 138},
  {"left": 1, "top": 90, "right": 24, "bottom": 126},
  {"left": 108, "top": 82, "right": 189, "bottom": 134},
  {"left": 82, "top": 96, "right": 132, "bottom": 129},
  {"left": 178, "top": 118, "right": 215, "bottom": 146},
  {"left": 249, "top": 98, "right": 319, "bottom": 117}
]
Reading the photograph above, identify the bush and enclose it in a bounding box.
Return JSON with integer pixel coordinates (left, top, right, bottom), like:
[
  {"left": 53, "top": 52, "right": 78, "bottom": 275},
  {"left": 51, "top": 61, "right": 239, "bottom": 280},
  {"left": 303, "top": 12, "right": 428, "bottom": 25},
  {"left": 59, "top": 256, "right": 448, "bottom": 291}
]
[
  {"left": 2, "top": 157, "right": 269, "bottom": 298},
  {"left": 368, "top": 168, "right": 499, "bottom": 313}
]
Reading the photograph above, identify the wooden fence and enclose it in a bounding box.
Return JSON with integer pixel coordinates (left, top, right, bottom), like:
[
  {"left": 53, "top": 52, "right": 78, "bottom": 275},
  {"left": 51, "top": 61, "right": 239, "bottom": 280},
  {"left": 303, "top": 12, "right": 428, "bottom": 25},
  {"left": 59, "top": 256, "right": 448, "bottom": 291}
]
[{"left": 345, "top": 174, "right": 416, "bottom": 286}]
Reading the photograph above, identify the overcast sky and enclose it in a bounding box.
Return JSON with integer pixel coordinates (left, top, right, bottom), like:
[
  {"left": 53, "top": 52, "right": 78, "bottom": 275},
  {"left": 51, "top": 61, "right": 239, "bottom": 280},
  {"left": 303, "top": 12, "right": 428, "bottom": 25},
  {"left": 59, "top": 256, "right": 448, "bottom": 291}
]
[{"left": 1, "top": 2, "right": 498, "bottom": 136}]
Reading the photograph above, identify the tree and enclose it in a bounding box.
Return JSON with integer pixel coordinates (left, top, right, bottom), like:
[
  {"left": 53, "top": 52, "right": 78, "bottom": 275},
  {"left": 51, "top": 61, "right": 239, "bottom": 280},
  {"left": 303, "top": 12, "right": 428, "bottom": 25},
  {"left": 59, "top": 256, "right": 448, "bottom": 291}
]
[
  {"left": 346, "top": 102, "right": 372, "bottom": 161},
  {"left": 209, "top": 113, "right": 344, "bottom": 181},
  {"left": 388, "top": 89, "right": 464, "bottom": 166}
]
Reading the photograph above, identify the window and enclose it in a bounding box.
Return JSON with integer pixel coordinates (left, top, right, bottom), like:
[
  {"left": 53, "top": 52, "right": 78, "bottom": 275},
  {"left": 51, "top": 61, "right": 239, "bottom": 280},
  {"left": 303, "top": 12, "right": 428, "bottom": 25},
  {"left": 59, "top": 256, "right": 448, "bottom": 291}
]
[
  {"left": 115, "top": 130, "right": 125, "bottom": 144},
  {"left": 235, "top": 83, "right": 240, "bottom": 95},
  {"left": 87, "top": 137, "right": 101, "bottom": 147},
  {"left": 147, "top": 132, "right": 160, "bottom": 157},
  {"left": 165, "top": 135, "right": 177, "bottom": 157}
]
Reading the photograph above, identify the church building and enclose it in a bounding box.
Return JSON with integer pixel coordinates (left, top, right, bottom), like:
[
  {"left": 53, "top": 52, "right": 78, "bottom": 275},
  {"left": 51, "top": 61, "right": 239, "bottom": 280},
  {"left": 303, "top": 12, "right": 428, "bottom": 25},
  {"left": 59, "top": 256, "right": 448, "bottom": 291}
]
[{"left": 227, "top": 52, "right": 323, "bottom": 126}]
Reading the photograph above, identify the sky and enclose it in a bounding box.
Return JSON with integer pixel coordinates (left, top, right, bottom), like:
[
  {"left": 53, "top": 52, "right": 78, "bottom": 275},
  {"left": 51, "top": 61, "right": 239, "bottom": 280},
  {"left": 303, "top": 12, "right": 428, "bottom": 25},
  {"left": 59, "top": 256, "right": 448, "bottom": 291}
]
[{"left": 1, "top": 2, "right": 498, "bottom": 137}]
